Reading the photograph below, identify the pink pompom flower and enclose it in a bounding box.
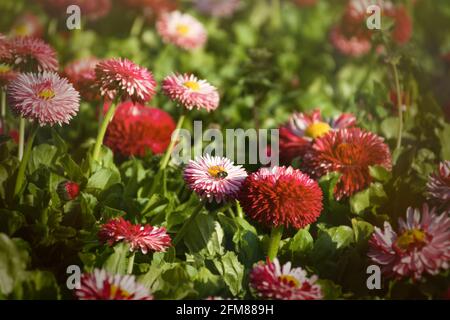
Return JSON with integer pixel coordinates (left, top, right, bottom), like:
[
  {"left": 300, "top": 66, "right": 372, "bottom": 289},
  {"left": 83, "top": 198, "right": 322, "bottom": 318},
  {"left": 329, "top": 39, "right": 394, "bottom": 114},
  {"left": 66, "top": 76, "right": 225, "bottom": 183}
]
[
  {"left": 64, "top": 57, "right": 100, "bottom": 102},
  {"left": 6, "top": 37, "right": 58, "bottom": 72}
]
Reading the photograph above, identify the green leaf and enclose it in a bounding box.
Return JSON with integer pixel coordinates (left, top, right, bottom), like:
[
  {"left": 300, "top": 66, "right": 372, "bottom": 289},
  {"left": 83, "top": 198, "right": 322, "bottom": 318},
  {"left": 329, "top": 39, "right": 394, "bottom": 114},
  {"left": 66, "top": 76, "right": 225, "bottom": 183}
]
[
  {"left": 87, "top": 168, "right": 120, "bottom": 191},
  {"left": 0, "top": 233, "right": 29, "bottom": 295},
  {"left": 183, "top": 212, "right": 224, "bottom": 257},
  {"left": 103, "top": 242, "right": 129, "bottom": 275},
  {"left": 0, "top": 210, "right": 25, "bottom": 235},
  {"left": 286, "top": 228, "right": 314, "bottom": 259},
  {"left": 350, "top": 188, "right": 370, "bottom": 214},
  {"left": 351, "top": 219, "right": 374, "bottom": 244},
  {"left": 369, "top": 165, "right": 392, "bottom": 182},
  {"left": 11, "top": 270, "right": 60, "bottom": 300},
  {"left": 212, "top": 251, "right": 244, "bottom": 296},
  {"left": 28, "top": 144, "right": 58, "bottom": 173}
]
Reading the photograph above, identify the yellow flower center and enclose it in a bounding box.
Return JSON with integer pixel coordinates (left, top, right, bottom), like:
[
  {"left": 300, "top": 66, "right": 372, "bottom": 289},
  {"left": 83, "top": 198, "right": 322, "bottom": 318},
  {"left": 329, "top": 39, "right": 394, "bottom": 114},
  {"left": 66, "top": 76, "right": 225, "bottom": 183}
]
[
  {"left": 176, "top": 24, "right": 190, "bottom": 35},
  {"left": 14, "top": 24, "right": 29, "bottom": 36},
  {"left": 305, "top": 122, "right": 332, "bottom": 139},
  {"left": 0, "top": 64, "right": 11, "bottom": 73},
  {"left": 184, "top": 81, "right": 200, "bottom": 91},
  {"left": 396, "top": 229, "right": 427, "bottom": 250},
  {"left": 38, "top": 88, "right": 55, "bottom": 100},
  {"left": 208, "top": 165, "right": 228, "bottom": 179},
  {"left": 279, "top": 275, "right": 300, "bottom": 288},
  {"left": 110, "top": 285, "right": 131, "bottom": 298}
]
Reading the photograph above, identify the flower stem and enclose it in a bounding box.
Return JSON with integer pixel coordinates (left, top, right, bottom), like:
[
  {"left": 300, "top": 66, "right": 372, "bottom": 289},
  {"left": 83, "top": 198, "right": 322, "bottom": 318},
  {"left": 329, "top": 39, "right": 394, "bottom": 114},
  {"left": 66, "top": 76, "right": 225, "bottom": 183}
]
[
  {"left": 18, "top": 117, "right": 26, "bottom": 160},
  {"left": 235, "top": 200, "right": 244, "bottom": 219},
  {"left": 267, "top": 225, "right": 284, "bottom": 261},
  {"left": 172, "top": 202, "right": 203, "bottom": 247},
  {"left": 47, "top": 18, "right": 57, "bottom": 36},
  {"left": 92, "top": 100, "right": 118, "bottom": 163},
  {"left": 391, "top": 62, "right": 403, "bottom": 151},
  {"left": 160, "top": 114, "right": 185, "bottom": 170},
  {"left": 130, "top": 15, "right": 145, "bottom": 37},
  {"left": 0, "top": 89, "right": 6, "bottom": 135},
  {"left": 271, "top": 0, "right": 281, "bottom": 30},
  {"left": 127, "top": 251, "right": 135, "bottom": 275},
  {"left": 14, "top": 124, "right": 38, "bottom": 199}
]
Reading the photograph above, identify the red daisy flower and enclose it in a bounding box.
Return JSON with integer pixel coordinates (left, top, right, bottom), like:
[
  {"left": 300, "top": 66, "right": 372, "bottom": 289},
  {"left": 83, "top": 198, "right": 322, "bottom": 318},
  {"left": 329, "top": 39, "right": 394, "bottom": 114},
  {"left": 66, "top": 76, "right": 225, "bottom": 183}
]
[
  {"left": 75, "top": 269, "right": 153, "bottom": 300},
  {"left": 98, "top": 217, "right": 172, "bottom": 254},
  {"left": 238, "top": 166, "right": 323, "bottom": 229},
  {"left": 57, "top": 180, "right": 80, "bottom": 201},
  {"left": 104, "top": 101, "right": 176, "bottom": 157},
  {"left": 307, "top": 128, "right": 392, "bottom": 200},
  {"left": 64, "top": 57, "right": 100, "bottom": 102},
  {"left": 6, "top": 37, "right": 58, "bottom": 72},
  {"left": 250, "top": 258, "right": 322, "bottom": 300},
  {"left": 95, "top": 58, "right": 157, "bottom": 104}
]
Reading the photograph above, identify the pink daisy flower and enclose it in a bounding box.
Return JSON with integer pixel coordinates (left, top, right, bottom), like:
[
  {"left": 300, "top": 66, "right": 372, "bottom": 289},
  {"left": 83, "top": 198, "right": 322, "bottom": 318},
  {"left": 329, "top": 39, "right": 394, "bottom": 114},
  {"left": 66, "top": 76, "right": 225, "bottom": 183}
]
[
  {"left": 95, "top": 58, "right": 157, "bottom": 104},
  {"left": 156, "top": 11, "right": 207, "bottom": 50},
  {"left": 7, "top": 72, "right": 80, "bottom": 126},
  {"left": 75, "top": 269, "right": 153, "bottom": 300},
  {"left": 64, "top": 57, "right": 100, "bottom": 102},
  {"left": 194, "top": 0, "right": 241, "bottom": 18},
  {"left": 238, "top": 166, "right": 323, "bottom": 229},
  {"left": 368, "top": 204, "right": 450, "bottom": 280},
  {"left": 250, "top": 258, "right": 323, "bottom": 300},
  {"left": 10, "top": 12, "right": 43, "bottom": 38},
  {"left": 280, "top": 109, "right": 356, "bottom": 165},
  {"left": 183, "top": 154, "right": 247, "bottom": 203},
  {"left": 98, "top": 217, "right": 172, "bottom": 254},
  {"left": 330, "top": 26, "right": 372, "bottom": 57},
  {"left": 7, "top": 37, "right": 58, "bottom": 72},
  {"left": 162, "top": 73, "right": 219, "bottom": 111},
  {"left": 427, "top": 161, "right": 450, "bottom": 210},
  {"left": 0, "top": 63, "right": 17, "bottom": 88}
]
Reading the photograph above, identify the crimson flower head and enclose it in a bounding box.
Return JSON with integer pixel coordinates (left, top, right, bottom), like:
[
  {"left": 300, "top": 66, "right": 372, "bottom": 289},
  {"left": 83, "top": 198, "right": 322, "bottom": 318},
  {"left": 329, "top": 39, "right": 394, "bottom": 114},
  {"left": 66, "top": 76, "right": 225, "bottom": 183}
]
[
  {"left": 57, "top": 180, "right": 80, "bottom": 201},
  {"left": 7, "top": 72, "right": 80, "bottom": 126},
  {"left": 238, "top": 166, "right": 323, "bottom": 229},
  {"left": 368, "top": 204, "right": 450, "bottom": 280},
  {"left": 64, "top": 57, "right": 100, "bottom": 102},
  {"left": 250, "top": 258, "right": 322, "bottom": 300},
  {"left": 98, "top": 217, "right": 172, "bottom": 254},
  {"left": 162, "top": 73, "right": 219, "bottom": 111},
  {"left": 279, "top": 109, "right": 356, "bottom": 165},
  {"left": 104, "top": 101, "right": 176, "bottom": 157},
  {"left": 75, "top": 269, "right": 153, "bottom": 300},
  {"left": 6, "top": 37, "right": 58, "bottom": 72},
  {"left": 95, "top": 58, "right": 157, "bottom": 104},
  {"left": 306, "top": 128, "right": 392, "bottom": 200}
]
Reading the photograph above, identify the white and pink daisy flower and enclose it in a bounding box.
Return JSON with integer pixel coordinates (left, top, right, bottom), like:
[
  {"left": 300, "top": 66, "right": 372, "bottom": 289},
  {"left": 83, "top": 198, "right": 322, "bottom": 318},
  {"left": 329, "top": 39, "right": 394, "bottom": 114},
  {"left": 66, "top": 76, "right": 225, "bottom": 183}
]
[
  {"left": 7, "top": 72, "right": 80, "bottom": 126},
  {"left": 95, "top": 58, "right": 157, "bottom": 104},
  {"left": 183, "top": 154, "right": 247, "bottom": 203},
  {"left": 10, "top": 12, "right": 43, "bottom": 38},
  {"left": 368, "top": 204, "right": 450, "bottom": 280},
  {"left": 98, "top": 217, "right": 172, "bottom": 254},
  {"left": 250, "top": 258, "right": 323, "bottom": 300},
  {"left": 162, "top": 73, "right": 219, "bottom": 111},
  {"left": 75, "top": 269, "right": 153, "bottom": 300},
  {"left": 427, "top": 161, "right": 450, "bottom": 210},
  {"left": 156, "top": 11, "right": 207, "bottom": 50},
  {"left": 7, "top": 37, "right": 58, "bottom": 72}
]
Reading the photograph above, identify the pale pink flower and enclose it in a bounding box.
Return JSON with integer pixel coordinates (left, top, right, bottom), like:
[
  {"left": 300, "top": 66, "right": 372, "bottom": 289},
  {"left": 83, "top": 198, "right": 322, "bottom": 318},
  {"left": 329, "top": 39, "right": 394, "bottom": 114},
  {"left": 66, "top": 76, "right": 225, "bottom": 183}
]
[
  {"left": 7, "top": 37, "right": 58, "bottom": 72},
  {"left": 427, "top": 161, "right": 450, "bottom": 210},
  {"left": 7, "top": 72, "right": 80, "bottom": 126},
  {"left": 184, "top": 154, "right": 247, "bottom": 203},
  {"left": 156, "top": 11, "right": 207, "bottom": 50},
  {"left": 368, "top": 204, "right": 450, "bottom": 280},
  {"left": 162, "top": 73, "right": 219, "bottom": 111}
]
